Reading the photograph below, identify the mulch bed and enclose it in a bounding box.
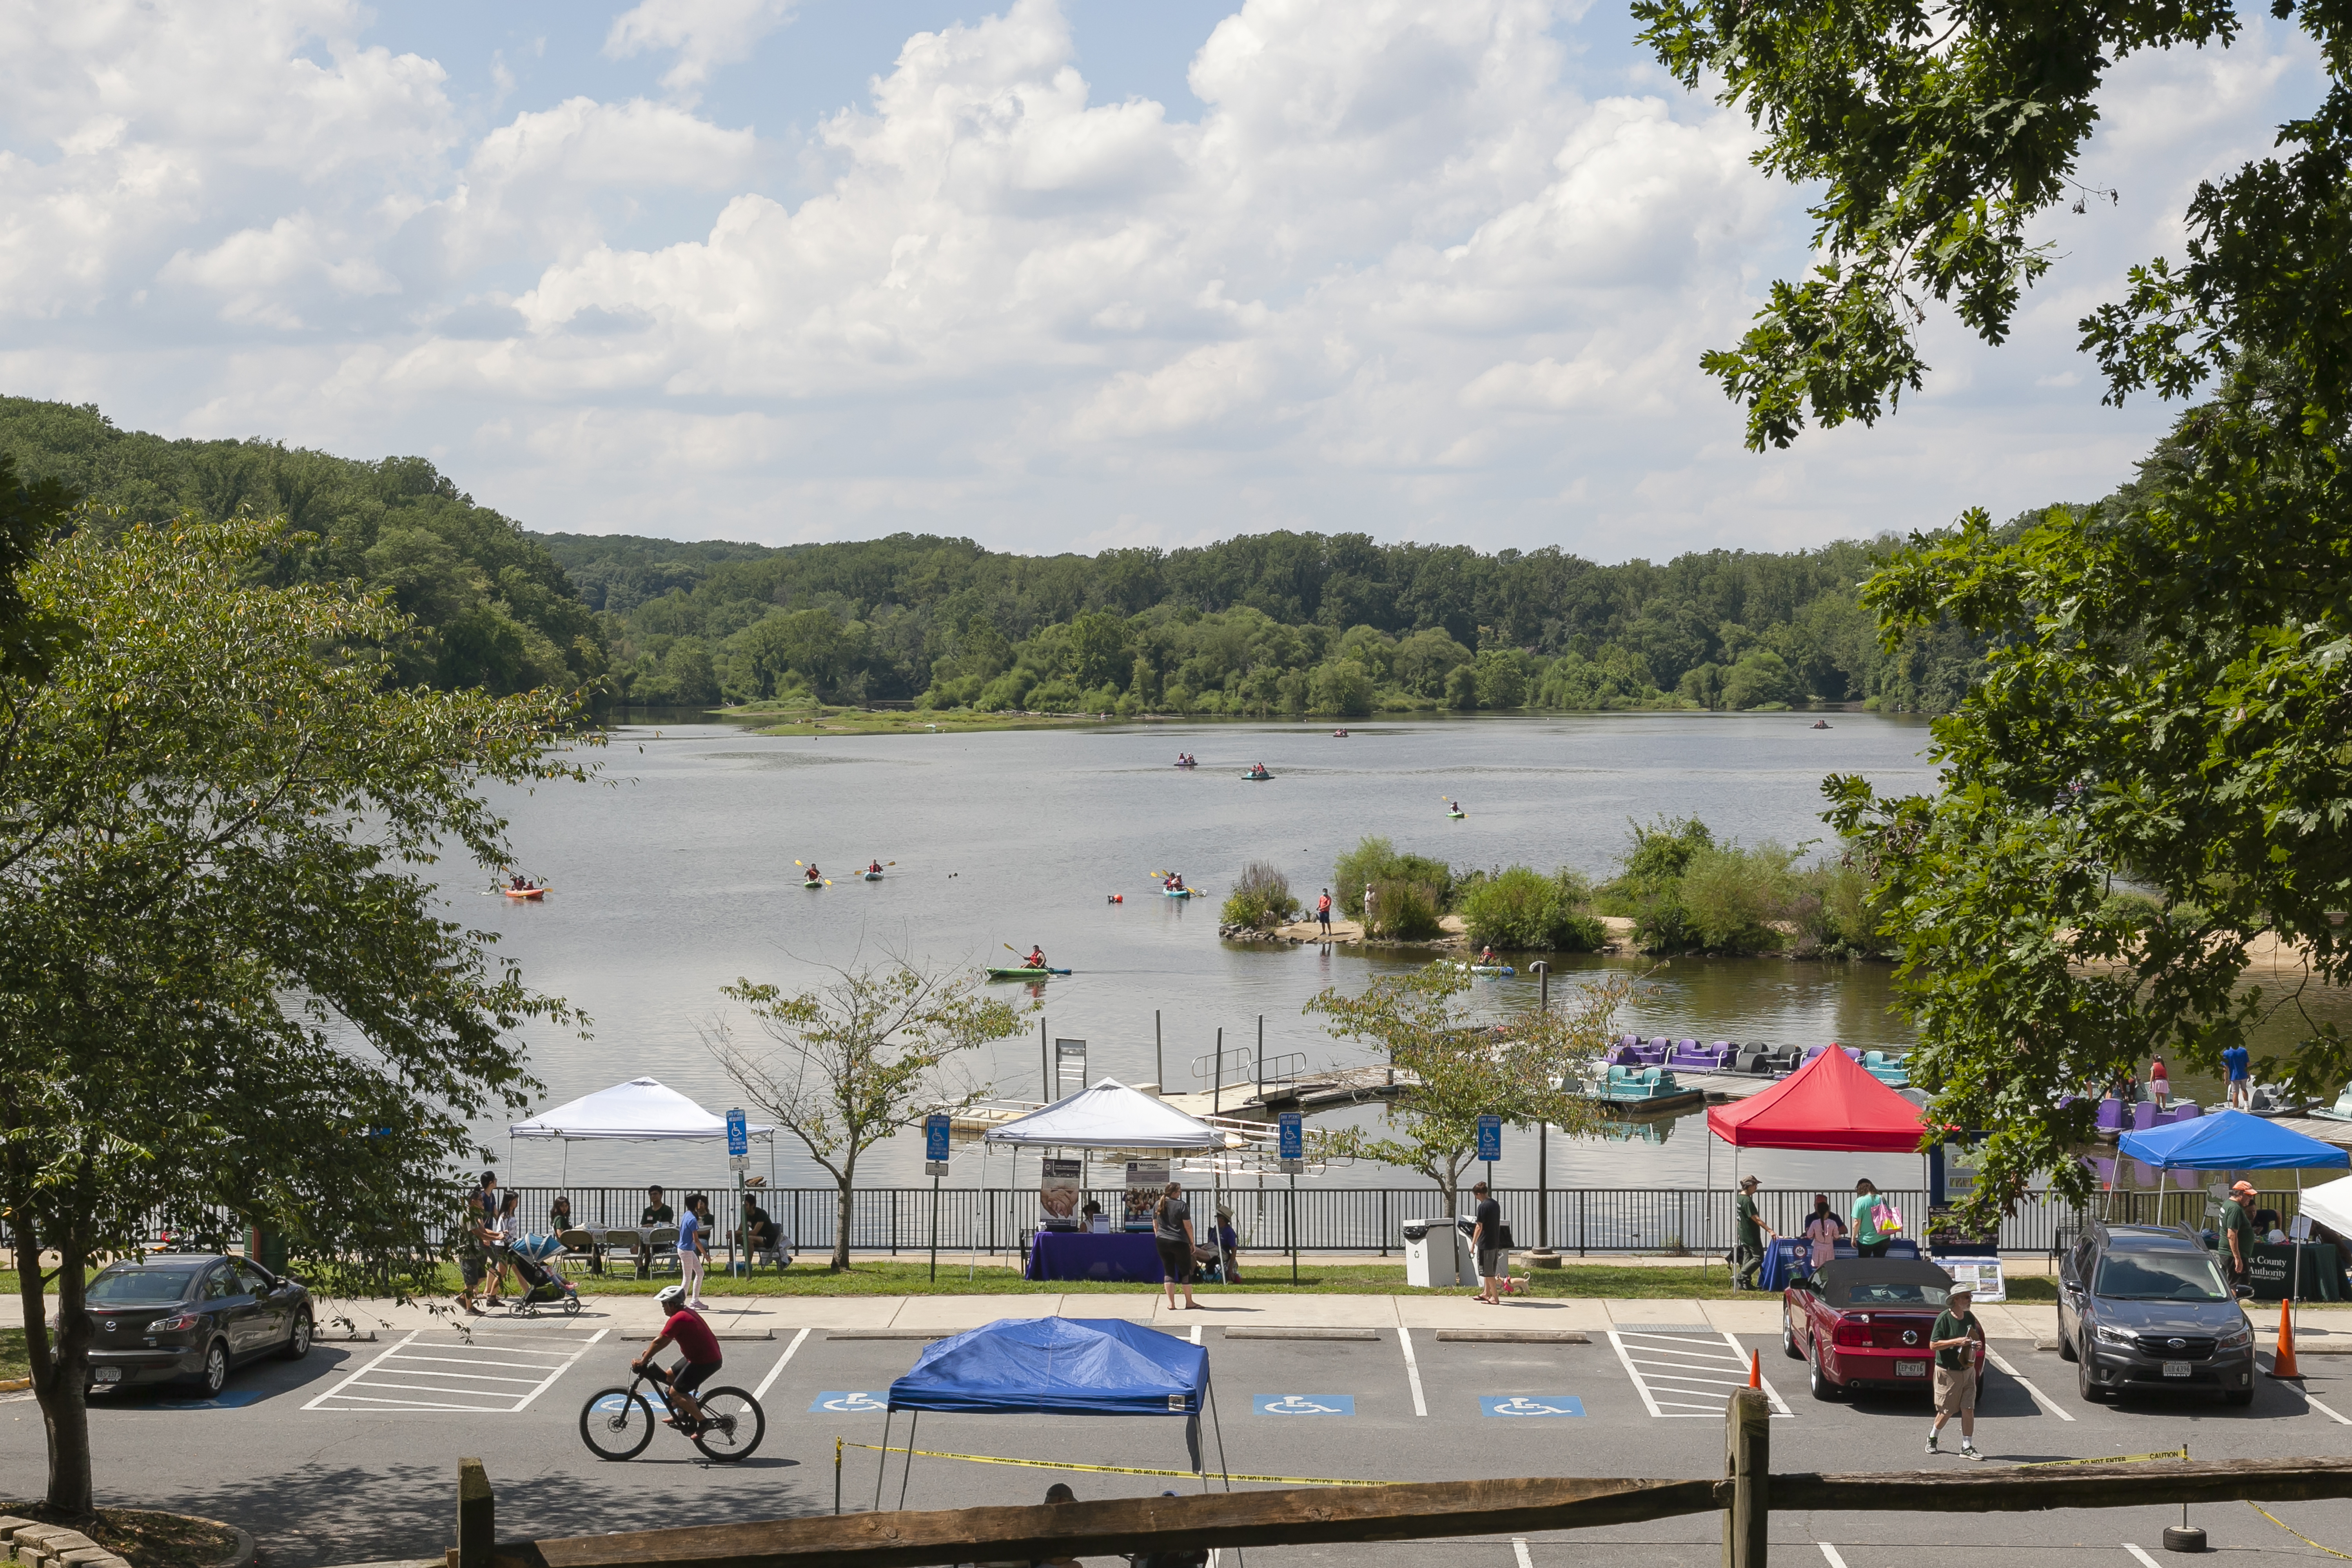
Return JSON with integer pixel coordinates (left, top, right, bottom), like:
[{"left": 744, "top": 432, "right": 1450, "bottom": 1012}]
[{"left": 5, "top": 1503, "right": 240, "bottom": 1568}]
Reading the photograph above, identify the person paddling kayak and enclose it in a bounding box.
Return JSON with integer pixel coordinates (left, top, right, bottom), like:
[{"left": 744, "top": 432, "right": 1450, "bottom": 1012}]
[
  {"left": 866, "top": 859, "right": 884, "bottom": 875},
  {"left": 1024, "top": 945, "right": 1048, "bottom": 970}
]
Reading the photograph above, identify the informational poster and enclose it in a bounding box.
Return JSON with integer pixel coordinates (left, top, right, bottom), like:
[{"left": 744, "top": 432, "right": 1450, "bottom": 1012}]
[
  {"left": 1124, "top": 1160, "right": 1168, "bottom": 1230},
  {"left": 1039, "top": 1157, "right": 1082, "bottom": 1225},
  {"left": 1940, "top": 1256, "right": 2007, "bottom": 1303},
  {"left": 1941, "top": 1139, "right": 1981, "bottom": 1199}
]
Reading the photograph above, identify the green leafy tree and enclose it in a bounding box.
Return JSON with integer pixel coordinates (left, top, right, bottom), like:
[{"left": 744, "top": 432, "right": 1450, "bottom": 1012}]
[
  {"left": 711, "top": 963, "right": 1026, "bottom": 1270},
  {"left": 0, "top": 514, "right": 585, "bottom": 1514},
  {"left": 1307, "top": 659, "right": 1375, "bottom": 716},
  {"left": 1460, "top": 866, "right": 1606, "bottom": 951},
  {"left": 1221, "top": 860, "right": 1302, "bottom": 929},
  {"left": 1307, "top": 964, "right": 1621, "bottom": 1212}
]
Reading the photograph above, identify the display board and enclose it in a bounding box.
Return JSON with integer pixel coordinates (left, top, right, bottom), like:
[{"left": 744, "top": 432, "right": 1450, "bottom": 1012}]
[
  {"left": 1124, "top": 1160, "right": 1168, "bottom": 1231},
  {"left": 1039, "top": 1156, "right": 1082, "bottom": 1224},
  {"left": 1939, "top": 1256, "right": 2007, "bottom": 1303}
]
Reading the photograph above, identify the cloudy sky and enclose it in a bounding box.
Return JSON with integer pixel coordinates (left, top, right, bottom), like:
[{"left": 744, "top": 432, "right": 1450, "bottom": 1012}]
[{"left": 0, "top": 1, "right": 2323, "bottom": 559}]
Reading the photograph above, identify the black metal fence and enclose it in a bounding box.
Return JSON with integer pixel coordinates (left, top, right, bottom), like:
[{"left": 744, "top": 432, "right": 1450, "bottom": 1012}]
[{"left": 474, "top": 1183, "right": 2284, "bottom": 1259}]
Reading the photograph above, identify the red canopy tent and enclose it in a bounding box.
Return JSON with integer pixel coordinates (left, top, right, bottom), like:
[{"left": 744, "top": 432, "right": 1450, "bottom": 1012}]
[{"left": 1708, "top": 1045, "right": 1928, "bottom": 1151}]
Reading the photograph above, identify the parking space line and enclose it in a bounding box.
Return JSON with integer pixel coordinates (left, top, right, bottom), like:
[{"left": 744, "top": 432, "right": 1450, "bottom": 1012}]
[
  {"left": 1982, "top": 1348, "right": 2074, "bottom": 1422},
  {"left": 303, "top": 1330, "right": 425, "bottom": 1411},
  {"left": 1606, "top": 1334, "right": 1666, "bottom": 1417},
  {"left": 2304, "top": 1393, "right": 2352, "bottom": 1426},
  {"left": 1606, "top": 1329, "right": 1790, "bottom": 1418},
  {"left": 364, "top": 1365, "right": 550, "bottom": 1385},
  {"left": 314, "top": 1393, "right": 495, "bottom": 1411},
  {"left": 2122, "top": 1544, "right": 2163, "bottom": 1568},
  {"left": 346, "top": 1379, "right": 527, "bottom": 1403},
  {"left": 1398, "top": 1327, "right": 1428, "bottom": 1417},
  {"left": 509, "top": 1328, "right": 606, "bottom": 1411},
  {"left": 1818, "top": 1546, "right": 1848, "bottom": 1568},
  {"left": 752, "top": 1327, "right": 813, "bottom": 1399},
  {"left": 304, "top": 1326, "right": 604, "bottom": 1413},
  {"left": 1512, "top": 1538, "right": 1534, "bottom": 1568}
]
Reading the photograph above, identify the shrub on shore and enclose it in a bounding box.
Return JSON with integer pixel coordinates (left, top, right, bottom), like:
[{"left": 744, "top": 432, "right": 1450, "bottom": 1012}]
[
  {"left": 1222, "top": 861, "right": 1302, "bottom": 928},
  {"left": 1367, "top": 877, "right": 1445, "bottom": 940},
  {"left": 1460, "top": 866, "right": 1606, "bottom": 951},
  {"left": 1335, "top": 835, "right": 1455, "bottom": 916}
]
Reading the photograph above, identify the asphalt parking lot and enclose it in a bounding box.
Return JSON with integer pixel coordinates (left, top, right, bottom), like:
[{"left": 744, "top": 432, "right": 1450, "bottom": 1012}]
[{"left": 5, "top": 1311, "right": 2348, "bottom": 1567}]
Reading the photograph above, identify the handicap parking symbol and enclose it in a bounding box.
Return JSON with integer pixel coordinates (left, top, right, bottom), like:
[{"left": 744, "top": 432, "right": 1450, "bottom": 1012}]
[
  {"left": 1252, "top": 1394, "right": 1354, "bottom": 1416},
  {"left": 158, "top": 1390, "right": 267, "bottom": 1411},
  {"left": 1479, "top": 1395, "right": 1584, "bottom": 1417},
  {"left": 593, "top": 1390, "right": 670, "bottom": 1416},
  {"left": 811, "top": 1390, "right": 890, "bottom": 1414}
]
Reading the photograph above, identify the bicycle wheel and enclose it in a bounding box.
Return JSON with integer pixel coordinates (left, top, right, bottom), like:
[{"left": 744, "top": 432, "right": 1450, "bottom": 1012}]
[
  {"left": 690, "top": 1386, "right": 765, "bottom": 1462},
  {"left": 579, "top": 1386, "right": 657, "bottom": 1460}
]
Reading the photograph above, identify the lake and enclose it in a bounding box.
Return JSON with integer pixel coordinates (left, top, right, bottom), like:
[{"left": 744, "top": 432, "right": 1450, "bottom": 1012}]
[{"left": 461, "top": 711, "right": 2345, "bottom": 1203}]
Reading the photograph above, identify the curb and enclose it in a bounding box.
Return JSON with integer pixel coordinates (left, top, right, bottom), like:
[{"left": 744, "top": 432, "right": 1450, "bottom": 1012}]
[
  {"left": 205, "top": 1521, "right": 256, "bottom": 1568},
  {"left": 0, "top": 1378, "right": 28, "bottom": 1394}
]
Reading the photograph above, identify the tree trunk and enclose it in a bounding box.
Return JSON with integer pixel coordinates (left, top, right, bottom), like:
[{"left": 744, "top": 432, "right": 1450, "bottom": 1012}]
[
  {"left": 11, "top": 1198, "right": 94, "bottom": 1517},
  {"left": 832, "top": 1160, "right": 855, "bottom": 1272}
]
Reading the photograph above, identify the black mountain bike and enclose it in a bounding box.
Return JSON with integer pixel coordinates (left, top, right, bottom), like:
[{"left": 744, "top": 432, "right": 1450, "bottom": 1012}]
[{"left": 578, "top": 1361, "right": 765, "bottom": 1462}]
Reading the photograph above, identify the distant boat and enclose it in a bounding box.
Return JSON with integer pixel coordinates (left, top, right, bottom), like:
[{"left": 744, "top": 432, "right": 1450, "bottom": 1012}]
[
  {"left": 1332, "top": 728, "right": 1349, "bottom": 738},
  {"left": 1811, "top": 719, "right": 1832, "bottom": 729}
]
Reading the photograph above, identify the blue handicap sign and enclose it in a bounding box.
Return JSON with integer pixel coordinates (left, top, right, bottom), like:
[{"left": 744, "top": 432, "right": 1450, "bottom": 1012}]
[
  {"left": 1278, "top": 1112, "right": 1303, "bottom": 1161},
  {"left": 1476, "top": 1115, "right": 1502, "bottom": 1161},
  {"left": 925, "top": 1114, "right": 951, "bottom": 1163},
  {"left": 1479, "top": 1395, "right": 1584, "bottom": 1418},
  {"left": 592, "top": 1389, "right": 671, "bottom": 1416},
  {"left": 726, "top": 1108, "right": 750, "bottom": 1156},
  {"left": 1252, "top": 1394, "right": 1354, "bottom": 1416},
  {"left": 811, "top": 1390, "right": 890, "bottom": 1414},
  {"left": 158, "top": 1389, "right": 266, "bottom": 1410}
]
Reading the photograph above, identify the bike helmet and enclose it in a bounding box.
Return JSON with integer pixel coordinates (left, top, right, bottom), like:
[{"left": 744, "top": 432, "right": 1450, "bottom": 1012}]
[{"left": 654, "top": 1282, "right": 688, "bottom": 1311}]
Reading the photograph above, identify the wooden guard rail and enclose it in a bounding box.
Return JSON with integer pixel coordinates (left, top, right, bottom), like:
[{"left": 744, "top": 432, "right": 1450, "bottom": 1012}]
[{"left": 452, "top": 1412, "right": 2352, "bottom": 1568}]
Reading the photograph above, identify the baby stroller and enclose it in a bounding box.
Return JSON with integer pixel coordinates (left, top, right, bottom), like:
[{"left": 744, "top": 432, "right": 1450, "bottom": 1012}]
[{"left": 495, "top": 1233, "right": 582, "bottom": 1316}]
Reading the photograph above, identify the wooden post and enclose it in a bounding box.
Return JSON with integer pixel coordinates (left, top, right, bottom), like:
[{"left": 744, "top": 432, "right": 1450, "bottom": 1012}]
[
  {"left": 456, "top": 1458, "right": 493, "bottom": 1568},
  {"left": 1723, "top": 1390, "right": 1768, "bottom": 1568}
]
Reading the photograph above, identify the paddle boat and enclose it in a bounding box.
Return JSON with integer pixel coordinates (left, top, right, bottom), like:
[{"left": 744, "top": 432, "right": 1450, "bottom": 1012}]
[
  {"left": 862, "top": 871, "right": 884, "bottom": 882},
  {"left": 1454, "top": 961, "right": 1514, "bottom": 976},
  {"left": 501, "top": 886, "right": 546, "bottom": 900},
  {"left": 1811, "top": 719, "right": 1832, "bottom": 730},
  {"left": 1569, "top": 1064, "right": 1705, "bottom": 1113},
  {"left": 1173, "top": 754, "right": 1198, "bottom": 768},
  {"left": 2310, "top": 1082, "right": 2352, "bottom": 1123},
  {"left": 1332, "top": 728, "right": 1349, "bottom": 738},
  {"left": 1241, "top": 766, "right": 1274, "bottom": 781},
  {"left": 985, "top": 965, "right": 1071, "bottom": 980}
]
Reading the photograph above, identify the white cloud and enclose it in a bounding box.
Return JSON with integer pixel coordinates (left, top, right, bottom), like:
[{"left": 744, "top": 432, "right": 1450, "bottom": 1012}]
[
  {"left": 604, "top": 0, "right": 798, "bottom": 98},
  {"left": 0, "top": 0, "right": 2331, "bottom": 558}
]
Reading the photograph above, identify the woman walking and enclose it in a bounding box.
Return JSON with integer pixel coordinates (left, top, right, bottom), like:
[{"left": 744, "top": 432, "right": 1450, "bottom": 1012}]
[
  {"left": 679, "top": 1192, "right": 711, "bottom": 1308},
  {"left": 1154, "top": 1181, "right": 1201, "bottom": 1311},
  {"left": 1850, "top": 1179, "right": 1890, "bottom": 1258}
]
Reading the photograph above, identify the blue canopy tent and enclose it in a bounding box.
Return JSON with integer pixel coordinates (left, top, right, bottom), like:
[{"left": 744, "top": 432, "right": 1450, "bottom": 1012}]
[
  {"left": 2117, "top": 1108, "right": 2348, "bottom": 1320},
  {"left": 871, "top": 1317, "right": 1230, "bottom": 1509}
]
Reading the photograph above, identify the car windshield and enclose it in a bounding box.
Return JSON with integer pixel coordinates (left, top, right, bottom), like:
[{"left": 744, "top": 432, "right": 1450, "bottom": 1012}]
[
  {"left": 87, "top": 1268, "right": 198, "bottom": 1306},
  {"left": 2094, "top": 1252, "right": 2230, "bottom": 1301},
  {"left": 1840, "top": 1281, "right": 1949, "bottom": 1307}
]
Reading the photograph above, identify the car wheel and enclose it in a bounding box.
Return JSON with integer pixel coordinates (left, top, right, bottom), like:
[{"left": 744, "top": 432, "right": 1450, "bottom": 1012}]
[
  {"left": 1782, "top": 1314, "right": 1804, "bottom": 1361},
  {"left": 279, "top": 1310, "right": 313, "bottom": 1360},
  {"left": 2056, "top": 1321, "right": 2078, "bottom": 1362},
  {"left": 195, "top": 1341, "right": 229, "bottom": 1398},
  {"left": 2076, "top": 1348, "right": 2106, "bottom": 1403},
  {"left": 1809, "top": 1340, "right": 1842, "bottom": 1402}
]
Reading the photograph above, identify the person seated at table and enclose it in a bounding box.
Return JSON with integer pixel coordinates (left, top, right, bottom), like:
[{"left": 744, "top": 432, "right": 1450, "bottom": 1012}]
[
  {"left": 548, "top": 1194, "right": 577, "bottom": 1232},
  {"left": 2255, "top": 1207, "right": 2286, "bottom": 1244},
  {"left": 740, "top": 1196, "right": 781, "bottom": 1256},
  {"left": 1078, "top": 1200, "right": 1106, "bottom": 1232},
  {"left": 1194, "top": 1207, "right": 1241, "bottom": 1282},
  {"left": 641, "top": 1185, "right": 675, "bottom": 1226}
]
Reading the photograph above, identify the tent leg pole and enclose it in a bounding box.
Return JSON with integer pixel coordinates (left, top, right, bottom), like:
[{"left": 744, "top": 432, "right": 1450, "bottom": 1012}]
[
  {"left": 874, "top": 1410, "right": 891, "bottom": 1511},
  {"left": 898, "top": 1411, "right": 918, "bottom": 1512},
  {"left": 1209, "top": 1374, "right": 1232, "bottom": 1492}
]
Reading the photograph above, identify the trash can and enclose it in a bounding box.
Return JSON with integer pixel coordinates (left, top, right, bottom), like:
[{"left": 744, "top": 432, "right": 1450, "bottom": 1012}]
[{"left": 1403, "top": 1218, "right": 1461, "bottom": 1288}]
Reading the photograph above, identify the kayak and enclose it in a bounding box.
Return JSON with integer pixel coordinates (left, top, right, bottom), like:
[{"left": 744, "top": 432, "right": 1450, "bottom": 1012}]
[
  {"left": 501, "top": 887, "right": 546, "bottom": 900},
  {"left": 1447, "top": 811, "right": 1465, "bottom": 819},
  {"left": 862, "top": 872, "right": 884, "bottom": 881},
  {"left": 803, "top": 879, "right": 823, "bottom": 890},
  {"left": 1163, "top": 887, "right": 1196, "bottom": 899},
  {"left": 985, "top": 966, "right": 1071, "bottom": 980},
  {"left": 1461, "top": 963, "right": 1514, "bottom": 976}
]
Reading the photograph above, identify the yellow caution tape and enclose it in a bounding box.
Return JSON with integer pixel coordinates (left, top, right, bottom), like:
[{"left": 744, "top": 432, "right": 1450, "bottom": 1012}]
[
  {"left": 2015, "top": 1446, "right": 2187, "bottom": 1468},
  {"left": 840, "top": 1441, "right": 1392, "bottom": 1488},
  {"left": 2249, "top": 1501, "right": 2352, "bottom": 1561}
]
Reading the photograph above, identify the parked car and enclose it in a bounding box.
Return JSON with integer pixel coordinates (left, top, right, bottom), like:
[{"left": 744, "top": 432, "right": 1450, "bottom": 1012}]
[
  {"left": 1782, "top": 1256, "right": 1982, "bottom": 1400},
  {"left": 80, "top": 1253, "right": 313, "bottom": 1397},
  {"left": 2056, "top": 1221, "right": 2255, "bottom": 1405}
]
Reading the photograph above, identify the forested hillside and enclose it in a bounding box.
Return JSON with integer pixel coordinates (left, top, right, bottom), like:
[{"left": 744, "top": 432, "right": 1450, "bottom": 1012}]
[
  {"left": 541, "top": 529, "right": 1993, "bottom": 715},
  {"left": 0, "top": 399, "right": 603, "bottom": 695}
]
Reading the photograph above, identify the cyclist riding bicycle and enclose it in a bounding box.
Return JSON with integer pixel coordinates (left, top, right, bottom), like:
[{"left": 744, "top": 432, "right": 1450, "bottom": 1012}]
[{"left": 634, "top": 1282, "right": 722, "bottom": 1427}]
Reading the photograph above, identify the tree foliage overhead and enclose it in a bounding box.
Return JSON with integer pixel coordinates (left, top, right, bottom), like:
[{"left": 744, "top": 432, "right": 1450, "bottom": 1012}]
[
  {"left": 0, "top": 398, "right": 603, "bottom": 696},
  {"left": 1635, "top": 0, "right": 2350, "bottom": 447}
]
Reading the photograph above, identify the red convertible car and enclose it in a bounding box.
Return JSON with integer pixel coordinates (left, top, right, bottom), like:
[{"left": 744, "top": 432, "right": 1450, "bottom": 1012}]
[{"left": 1782, "top": 1257, "right": 1985, "bottom": 1400}]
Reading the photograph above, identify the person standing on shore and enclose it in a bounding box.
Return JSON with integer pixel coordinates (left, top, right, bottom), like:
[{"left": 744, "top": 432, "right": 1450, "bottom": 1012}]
[
  {"left": 1316, "top": 888, "right": 1332, "bottom": 936},
  {"left": 1851, "top": 1179, "right": 1889, "bottom": 1258},
  {"left": 1154, "top": 1181, "right": 1200, "bottom": 1311},
  {"left": 1363, "top": 883, "right": 1378, "bottom": 937}
]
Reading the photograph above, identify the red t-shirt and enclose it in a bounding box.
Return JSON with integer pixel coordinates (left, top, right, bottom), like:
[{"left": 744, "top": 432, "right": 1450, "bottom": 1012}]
[{"left": 665, "top": 1308, "right": 721, "bottom": 1365}]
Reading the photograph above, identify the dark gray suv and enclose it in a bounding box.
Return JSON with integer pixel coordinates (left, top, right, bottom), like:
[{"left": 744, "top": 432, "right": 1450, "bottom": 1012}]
[
  {"left": 81, "top": 1254, "right": 313, "bottom": 1398},
  {"left": 2056, "top": 1222, "right": 2254, "bottom": 1405}
]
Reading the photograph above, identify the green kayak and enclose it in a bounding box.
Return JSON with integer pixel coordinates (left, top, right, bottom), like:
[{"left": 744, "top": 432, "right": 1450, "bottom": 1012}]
[{"left": 985, "top": 966, "right": 1071, "bottom": 980}]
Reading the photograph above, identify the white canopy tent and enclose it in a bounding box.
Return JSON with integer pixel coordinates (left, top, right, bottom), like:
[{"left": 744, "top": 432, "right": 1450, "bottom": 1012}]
[
  {"left": 2302, "top": 1172, "right": 2352, "bottom": 1240},
  {"left": 507, "top": 1077, "right": 776, "bottom": 1194}
]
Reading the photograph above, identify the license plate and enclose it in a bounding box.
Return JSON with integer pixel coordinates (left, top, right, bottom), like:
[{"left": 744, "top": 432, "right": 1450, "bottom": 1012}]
[
  {"left": 2163, "top": 1361, "right": 2192, "bottom": 1378},
  {"left": 1895, "top": 1360, "right": 1926, "bottom": 1377},
  {"left": 93, "top": 1368, "right": 121, "bottom": 1384}
]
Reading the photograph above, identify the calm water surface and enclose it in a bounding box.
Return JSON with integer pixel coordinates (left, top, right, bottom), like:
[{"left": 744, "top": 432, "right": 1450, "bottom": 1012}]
[{"left": 463, "top": 712, "right": 1954, "bottom": 1198}]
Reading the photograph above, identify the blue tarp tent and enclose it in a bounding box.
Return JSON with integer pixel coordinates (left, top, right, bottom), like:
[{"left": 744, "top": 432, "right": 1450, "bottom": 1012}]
[
  {"left": 889, "top": 1317, "right": 1207, "bottom": 1415},
  {"left": 2119, "top": 1108, "right": 2350, "bottom": 1171},
  {"left": 869, "top": 1318, "right": 1227, "bottom": 1509}
]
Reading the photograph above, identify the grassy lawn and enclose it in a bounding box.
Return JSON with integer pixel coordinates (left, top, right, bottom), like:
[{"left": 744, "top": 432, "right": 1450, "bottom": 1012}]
[{"left": 1, "top": 1328, "right": 25, "bottom": 1381}]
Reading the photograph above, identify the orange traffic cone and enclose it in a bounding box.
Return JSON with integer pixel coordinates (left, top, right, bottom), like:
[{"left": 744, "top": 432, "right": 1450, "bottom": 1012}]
[
  {"left": 1749, "top": 1349, "right": 1762, "bottom": 1389},
  {"left": 2269, "top": 1298, "right": 2301, "bottom": 1379}
]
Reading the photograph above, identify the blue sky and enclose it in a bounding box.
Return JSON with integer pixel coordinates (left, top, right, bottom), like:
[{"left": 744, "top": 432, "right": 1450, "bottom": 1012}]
[{"left": 0, "top": 0, "right": 2325, "bottom": 559}]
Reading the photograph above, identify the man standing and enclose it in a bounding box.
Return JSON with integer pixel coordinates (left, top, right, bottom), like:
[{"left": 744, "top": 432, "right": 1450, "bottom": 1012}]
[
  {"left": 2223, "top": 1180, "right": 2259, "bottom": 1287},
  {"left": 1363, "top": 884, "right": 1378, "bottom": 937},
  {"left": 2223, "top": 1044, "right": 2252, "bottom": 1109},
  {"left": 1316, "top": 887, "right": 1332, "bottom": 936},
  {"left": 1733, "top": 1175, "right": 1775, "bottom": 1289},
  {"left": 1470, "top": 1181, "right": 1506, "bottom": 1305},
  {"left": 1926, "top": 1285, "right": 1985, "bottom": 1459}
]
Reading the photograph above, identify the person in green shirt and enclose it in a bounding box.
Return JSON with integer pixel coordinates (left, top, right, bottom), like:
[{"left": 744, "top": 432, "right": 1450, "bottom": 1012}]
[
  {"left": 1851, "top": 1179, "right": 1889, "bottom": 1258},
  {"left": 1733, "top": 1175, "right": 1773, "bottom": 1289},
  {"left": 1926, "top": 1285, "right": 1985, "bottom": 1459},
  {"left": 2221, "top": 1180, "right": 2258, "bottom": 1286}
]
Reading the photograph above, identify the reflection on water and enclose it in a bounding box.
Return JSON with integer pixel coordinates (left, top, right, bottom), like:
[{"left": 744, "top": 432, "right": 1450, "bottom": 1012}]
[{"left": 454, "top": 711, "right": 2342, "bottom": 1200}]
